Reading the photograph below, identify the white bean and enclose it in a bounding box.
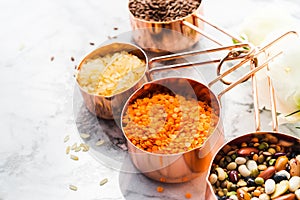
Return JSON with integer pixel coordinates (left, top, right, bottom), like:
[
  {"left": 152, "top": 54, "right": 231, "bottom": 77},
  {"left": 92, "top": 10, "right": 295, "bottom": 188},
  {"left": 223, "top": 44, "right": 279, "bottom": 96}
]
[
  {"left": 235, "top": 157, "right": 247, "bottom": 165},
  {"left": 215, "top": 167, "right": 226, "bottom": 181},
  {"left": 209, "top": 173, "right": 218, "bottom": 184},
  {"left": 289, "top": 176, "right": 300, "bottom": 192},
  {"left": 246, "top": 160, "right": 258, "bottom": 171},
  {"left": 238, "top": 165, "right": 251, "bottom": 177},
  {"left": 227, "top": 162, "right": 237, "bottom": 170},
  {"left": 265, "top": 179, "right": 276, "bottom": 195},
  {"left": 275, "top": 170, "right": 291, "bottom": 179},
  {"left": 259, "top": 193, "right": 270, "bottom": 200},
  {"left": 295, "top": 188, "right": 300, "bottom": 200}
]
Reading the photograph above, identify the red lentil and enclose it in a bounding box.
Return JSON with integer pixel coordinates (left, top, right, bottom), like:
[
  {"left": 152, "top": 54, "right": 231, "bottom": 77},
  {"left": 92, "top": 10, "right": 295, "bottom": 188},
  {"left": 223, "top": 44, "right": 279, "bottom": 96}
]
[
  {"left": 156, "top": 186, "right": 164, "bottom": 193},
  {"left": 185, "top": 192, "right": 192, "bottom": 199},
  {"left": 122, "top": 93, "right": 219, "bottom": 154}
]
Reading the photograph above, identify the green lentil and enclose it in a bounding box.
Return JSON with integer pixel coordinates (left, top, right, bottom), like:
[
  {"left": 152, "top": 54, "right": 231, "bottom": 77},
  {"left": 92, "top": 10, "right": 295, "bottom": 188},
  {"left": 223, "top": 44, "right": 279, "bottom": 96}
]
[
  {"left": 258, "top": 142, "right": 269, "bottom": 150},
  {"left": 268, "top": 158, "right": 276, "bottom": 166},
  {"left": 254, "top": 177, "right": 264, "bottom": 185}
]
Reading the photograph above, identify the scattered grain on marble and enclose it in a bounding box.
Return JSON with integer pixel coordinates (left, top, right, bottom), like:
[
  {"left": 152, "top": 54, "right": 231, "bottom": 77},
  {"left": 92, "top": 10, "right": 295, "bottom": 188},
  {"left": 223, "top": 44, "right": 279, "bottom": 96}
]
[
  {"left": 89, "top": 42, "right": 95, "bottom": 46},
  {"left": 96, "top": 140, "right": 105, "bottom": 146},
  {"left": 71, "top": 143, "right": 77, "bottom": 150},
  {"left": 70, "top": 154, "right": 79, "bottom": 161},
  {"left": 100, "top": 178, "right": 108, "bottom": 186},
  {"left": 80, "top": 133, "right": 91, "bottom": 139},
  {"left": 74, "top": 146, "right": 81, "bottom": 152},
  {"left": 64, "top": 135, "right": 70, "bottom": 143},
  {"left": 80, "top": 143, "right": 90, "bottom": 152},
  {"left": 69, "top": 184, "right": 78, "bottom": 191},
  {"left": 71, "top": 57, "right": 75, "bottom": 62},
  {"left": 50, "top": 56, "right": 55, "bottom": 62},
  {"left": 66, "top": 146, "right": 71, "bottom": 154}
]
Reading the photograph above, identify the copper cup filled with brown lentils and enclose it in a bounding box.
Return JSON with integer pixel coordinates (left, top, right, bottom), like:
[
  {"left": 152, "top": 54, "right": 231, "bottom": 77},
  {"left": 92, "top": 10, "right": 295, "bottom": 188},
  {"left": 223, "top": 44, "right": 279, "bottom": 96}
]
[
  {"left": 121, "top": 77, "right": 225, "bottom": 183},
  {"left": 206, "top": 132, "right": 300, "bottom": 200},
  {"left": 128, "top": 0, "right": 204, "bottom": 52}
]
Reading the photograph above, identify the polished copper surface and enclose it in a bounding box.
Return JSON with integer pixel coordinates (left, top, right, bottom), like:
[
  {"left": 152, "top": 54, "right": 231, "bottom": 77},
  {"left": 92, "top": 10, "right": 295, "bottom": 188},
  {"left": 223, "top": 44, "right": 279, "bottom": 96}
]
[
  {"left": 75, "top": 42, "right": 149, "bottom": 121},
  {"left": 76, "top": 41, "right": 253, "bottom": 121},
  {"left": 129, "top": 0, "right": 203, "bottom": 52},
  {"left": 205, "top": 132, "right": 300, "bottom": 199},
  {"left": 121, "top": 77, "right": 224, "bottom": 183},
  {"left": 128, "top": 0, "right": 246, "bottom": 52},
  {"left": 205, "top": 31, "right": 300, "bottom": 200}
]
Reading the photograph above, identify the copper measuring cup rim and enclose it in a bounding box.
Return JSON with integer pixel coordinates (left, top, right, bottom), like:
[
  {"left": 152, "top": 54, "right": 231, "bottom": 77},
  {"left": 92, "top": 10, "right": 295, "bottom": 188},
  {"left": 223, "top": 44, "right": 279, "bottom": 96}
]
[
  {"left": 205, "top": 131, "right": 300, "bottom": 198},
  {"left": 205, "top": 31, "right": 300, "bottom": 199},
  {"left": 75, "top": 40, "right": 251, "bottom": 99},
  {"left": 120, "top": 76, "right": 223, "bottom": 156},
  {"left": 127, "top": 0, "right": 203, "bottom": 24},
  {"left": 75, "top": 42, "right": 149, "bottom": 98}
]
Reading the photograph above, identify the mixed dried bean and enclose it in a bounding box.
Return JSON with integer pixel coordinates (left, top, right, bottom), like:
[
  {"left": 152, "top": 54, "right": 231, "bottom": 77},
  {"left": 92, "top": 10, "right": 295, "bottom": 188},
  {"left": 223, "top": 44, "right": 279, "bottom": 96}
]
[
  {"left": 129, "top": 0, "right": 201, "bottom": 22},
  {"left": 209, "top": 134, "right": 300, "bottom": 200},
  {"left": 122, "top": 93, "right": 219, "bottom": 154}
]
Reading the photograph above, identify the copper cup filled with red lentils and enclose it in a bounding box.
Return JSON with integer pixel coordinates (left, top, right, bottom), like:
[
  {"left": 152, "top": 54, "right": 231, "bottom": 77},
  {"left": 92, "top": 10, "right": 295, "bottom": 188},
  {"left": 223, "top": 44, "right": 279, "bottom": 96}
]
[
  {"left": 75, "top": 40, "right": 253, "bottom": 183},
  {"left": 121, "top": 77, "right": 225, "bottom": 183}
]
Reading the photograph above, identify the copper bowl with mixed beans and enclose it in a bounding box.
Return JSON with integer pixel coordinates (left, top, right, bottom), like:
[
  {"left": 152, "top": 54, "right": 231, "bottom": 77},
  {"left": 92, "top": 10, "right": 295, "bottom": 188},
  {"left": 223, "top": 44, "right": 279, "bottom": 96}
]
[
  {"left": 206, "top": 132, "right": 300, "bottom": 200},
  {"left": 121, "top": 77, "right": 225, "bottom": 183}
]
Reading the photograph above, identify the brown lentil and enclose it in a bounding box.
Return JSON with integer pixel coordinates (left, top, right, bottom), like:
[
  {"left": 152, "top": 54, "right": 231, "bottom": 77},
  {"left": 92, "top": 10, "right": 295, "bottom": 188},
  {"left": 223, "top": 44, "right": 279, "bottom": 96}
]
[
  {"left": 129, "top": 0, "right": 201, "bottom": 22},
  {"left": 123, "top": 93, "right": 218, "bottom": 154}
]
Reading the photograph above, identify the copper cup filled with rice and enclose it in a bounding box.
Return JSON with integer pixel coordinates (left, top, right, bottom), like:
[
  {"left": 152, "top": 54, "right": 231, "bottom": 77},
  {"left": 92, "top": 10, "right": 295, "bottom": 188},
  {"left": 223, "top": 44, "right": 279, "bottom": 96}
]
[{"left": 76, "top": 42, "right": 148, "bottom": 121}]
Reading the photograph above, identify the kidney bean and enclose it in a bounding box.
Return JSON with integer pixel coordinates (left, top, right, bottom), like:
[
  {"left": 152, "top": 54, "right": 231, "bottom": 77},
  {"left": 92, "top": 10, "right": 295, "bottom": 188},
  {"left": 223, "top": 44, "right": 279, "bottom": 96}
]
[
  {"left": 237, "top": 147, "right": 259, "bottom": 157},
  {"left": 229, "top": 170, "right": 239, "bottom": 183},
  {"left": 258, "top": 166, "right": 276, "bottom": 180}
]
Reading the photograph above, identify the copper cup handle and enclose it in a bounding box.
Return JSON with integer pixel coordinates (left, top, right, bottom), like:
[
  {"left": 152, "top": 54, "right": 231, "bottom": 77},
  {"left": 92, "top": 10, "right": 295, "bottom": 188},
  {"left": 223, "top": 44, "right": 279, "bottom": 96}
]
[
  {"left": 215, "top": 31, "right": 298, "bottom": 86},
  {"left": 182, "top": 14, "right": 244, "bottom": 46},
  {"left": 146, "top": 43, "right": 254, "bottom": 80}
]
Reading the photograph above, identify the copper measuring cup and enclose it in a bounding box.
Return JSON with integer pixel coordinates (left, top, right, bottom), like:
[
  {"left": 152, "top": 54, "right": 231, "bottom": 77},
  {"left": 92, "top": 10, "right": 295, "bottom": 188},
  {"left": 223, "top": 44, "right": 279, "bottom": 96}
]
[
  {"left": 76, "top": 41, "right": 253, "bottom": 121},
  {"left": 128, "top": 0, "right": 242, "bottom": 52},
  {"left": 76, "top": 43, "right": 148, "bottom": 120},
  {"left": 76, "top": 10, "right": 252, "bottom": 120},
  {"left": 119, "top": 41, "right": 284, "bottom": 183},
  {"left": 205, "top": 31, "right": 300, "bottom": 199}
]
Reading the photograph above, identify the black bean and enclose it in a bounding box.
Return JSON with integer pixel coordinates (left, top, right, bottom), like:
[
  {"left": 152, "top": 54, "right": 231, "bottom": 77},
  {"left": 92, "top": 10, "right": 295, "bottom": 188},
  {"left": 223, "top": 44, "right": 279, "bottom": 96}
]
[
  {"left": 245, "top": 177, "right": 256, "bottom": 187},
  {"left": 273, "top": 174, "right": 288, "bottom": 183}
]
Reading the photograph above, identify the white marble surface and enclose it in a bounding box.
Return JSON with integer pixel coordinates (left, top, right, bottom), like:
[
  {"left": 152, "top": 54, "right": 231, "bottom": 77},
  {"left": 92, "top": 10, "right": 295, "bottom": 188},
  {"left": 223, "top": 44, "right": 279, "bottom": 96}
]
[{"left": 1, "top": 0, "right": 300, "bottom": 199}]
